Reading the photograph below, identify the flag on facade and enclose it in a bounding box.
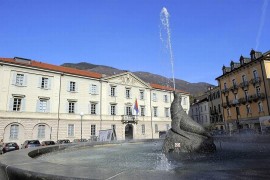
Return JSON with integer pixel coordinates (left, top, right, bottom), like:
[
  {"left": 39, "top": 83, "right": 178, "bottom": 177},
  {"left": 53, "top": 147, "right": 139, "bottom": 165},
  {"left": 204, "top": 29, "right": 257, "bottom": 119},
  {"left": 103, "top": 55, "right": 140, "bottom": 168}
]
[{"left": 134, "top": 98, "right": 139, "bottom": 115}]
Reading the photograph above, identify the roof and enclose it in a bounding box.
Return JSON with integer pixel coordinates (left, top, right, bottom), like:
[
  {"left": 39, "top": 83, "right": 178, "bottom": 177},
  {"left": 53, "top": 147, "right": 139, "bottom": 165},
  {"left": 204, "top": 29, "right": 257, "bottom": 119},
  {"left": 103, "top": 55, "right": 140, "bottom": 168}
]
[
  {"left": 0, "top": 57, "right": 102, "bottom": 79},
  {"left": 150, "top": 83, "right": 190, "bottom": 95},
  {"left": 216, "top": 49, "right": 270, "bottom": 80}
]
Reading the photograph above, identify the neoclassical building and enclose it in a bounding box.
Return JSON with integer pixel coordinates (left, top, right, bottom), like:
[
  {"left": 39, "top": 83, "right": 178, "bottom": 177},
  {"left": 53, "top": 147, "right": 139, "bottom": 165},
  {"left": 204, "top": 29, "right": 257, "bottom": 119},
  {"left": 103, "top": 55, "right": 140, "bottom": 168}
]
[{"left": 0, "top": 57, "right": 190, "bottom": 145}]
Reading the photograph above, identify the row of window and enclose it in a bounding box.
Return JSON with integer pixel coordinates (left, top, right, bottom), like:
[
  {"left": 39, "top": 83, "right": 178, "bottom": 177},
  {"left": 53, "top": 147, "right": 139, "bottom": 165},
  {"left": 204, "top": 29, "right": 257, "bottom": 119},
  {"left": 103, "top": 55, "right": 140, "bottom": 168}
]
[
  {"left": 191, "top": 104, "right": 221, "bottom": 115},
  {"left": 223, "top": 70, "right": 259, "bottom": 89},
  {"left": 10, "top": 96, "right": 170, "bottom": 117},
  {"left": 9, "top": 123, "right": 171, "bottom": 140},
  {"left": 225, "top": 85, "right": 261, "bottom": 104},
  {"left": 13, "top": 73, "right": 179, "bottom": 103},
  {"left": 226, "top": 101, "right": 264, "bottom": 116}
]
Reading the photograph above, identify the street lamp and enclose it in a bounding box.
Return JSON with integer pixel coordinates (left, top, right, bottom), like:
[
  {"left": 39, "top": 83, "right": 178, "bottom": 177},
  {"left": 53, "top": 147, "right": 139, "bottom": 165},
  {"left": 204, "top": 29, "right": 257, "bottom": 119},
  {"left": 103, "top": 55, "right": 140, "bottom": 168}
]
[{"left": 80, "top": 112, "right": 84, "bottom": 142}]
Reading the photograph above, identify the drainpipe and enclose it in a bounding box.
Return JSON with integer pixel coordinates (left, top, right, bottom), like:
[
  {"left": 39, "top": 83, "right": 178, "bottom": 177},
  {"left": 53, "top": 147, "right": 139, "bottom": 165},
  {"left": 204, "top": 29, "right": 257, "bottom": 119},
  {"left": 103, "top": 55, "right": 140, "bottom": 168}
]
[
  {"left": 99, "top": 80, "right": 103, "bottom": 130},
  {"left": 150, "top": 89, "right": 153, "bottom": 139},
  {"left": 56, "top": 73, "right": 63, "bottom": 141}
]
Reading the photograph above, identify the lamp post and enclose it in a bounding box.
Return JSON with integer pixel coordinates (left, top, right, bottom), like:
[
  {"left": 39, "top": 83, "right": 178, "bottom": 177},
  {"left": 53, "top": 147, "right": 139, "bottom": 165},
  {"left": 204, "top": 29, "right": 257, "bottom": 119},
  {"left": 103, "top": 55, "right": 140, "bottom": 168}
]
[{"left": 80, "top": 112, "right": 84, "bottom": 142}]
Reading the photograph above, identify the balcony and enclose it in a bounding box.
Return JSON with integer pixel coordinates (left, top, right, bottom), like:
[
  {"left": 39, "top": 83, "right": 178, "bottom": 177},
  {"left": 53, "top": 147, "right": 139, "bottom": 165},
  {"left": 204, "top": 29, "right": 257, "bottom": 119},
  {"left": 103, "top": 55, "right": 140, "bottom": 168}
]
[
  {"left": 210, "top": 110, "right": 218, "bottom": 115},
  {"left": 222, "top": 101, "right": 231, "bottom": 108},
  {"left": 221, "top": 88, "right": 230, "bottom": 95},
  {"left": 250, "top": 77, "right": 261, "bottom": 86},
  {"left": 231, "top": 99, "right": 239, "bottom": 106},
  {"left": 230, "top": 84, "right": 238, "bottom": 93},
  {"left": 252, "top": 93, "right": 266, "bottom": 102},
  {"left": 239, "top": 81, "right": 249, "bottom": 89},
  {"left": 121, "top": 115, "right": 138, "bottom": 124},
  {"left": 238, "top": 97, "right": 247, "bottom": 105},
  {"left": 248, "top": 95, "right": 254, "bottom": 102},
  {"left": 222, "top": 102, "right": 228, "bottom": 108}
]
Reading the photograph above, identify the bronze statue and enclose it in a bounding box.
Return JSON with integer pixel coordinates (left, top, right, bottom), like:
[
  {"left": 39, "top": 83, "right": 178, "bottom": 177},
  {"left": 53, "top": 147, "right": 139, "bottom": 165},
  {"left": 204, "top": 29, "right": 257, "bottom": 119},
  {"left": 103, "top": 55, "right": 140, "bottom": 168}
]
[{"left": 163, "top": 92, "right": 216, "bottom": 153}]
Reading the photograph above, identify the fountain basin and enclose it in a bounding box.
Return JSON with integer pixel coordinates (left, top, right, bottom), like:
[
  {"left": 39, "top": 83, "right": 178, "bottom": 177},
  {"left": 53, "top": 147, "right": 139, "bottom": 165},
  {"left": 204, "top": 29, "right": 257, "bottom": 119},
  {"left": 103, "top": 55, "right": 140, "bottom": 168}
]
[{"left": 1, "top": 137, "right": 270, "bottom": 180}]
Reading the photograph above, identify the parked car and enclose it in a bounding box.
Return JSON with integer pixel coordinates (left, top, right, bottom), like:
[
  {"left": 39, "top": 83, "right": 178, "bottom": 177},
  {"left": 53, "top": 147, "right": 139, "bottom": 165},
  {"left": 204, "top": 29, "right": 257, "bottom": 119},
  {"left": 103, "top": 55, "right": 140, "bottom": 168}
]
[
  {"left": 0, "top": 144, "right": 3, "bottom": 154},
  {"left": 41, "top": 140, "right": 55, "bottom": 146},
  {"left": 21, "top": 140, "right": 41, "bottom": 149},
  {"left": 73, "top": 139, "right": 88, "bottom": 143},
  {"left": 56, "top": 139, "right": 71, "bottom": 144},
  {"left": 1, "top": 142, "right": 19, "bottom": 153}
]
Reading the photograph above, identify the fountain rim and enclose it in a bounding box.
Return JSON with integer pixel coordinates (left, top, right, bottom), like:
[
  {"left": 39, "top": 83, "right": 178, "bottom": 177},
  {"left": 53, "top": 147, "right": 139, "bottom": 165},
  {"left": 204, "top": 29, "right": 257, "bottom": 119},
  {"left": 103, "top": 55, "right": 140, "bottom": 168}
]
[{"left": 0, "top": 139, "right": 165, "bottom": 180}]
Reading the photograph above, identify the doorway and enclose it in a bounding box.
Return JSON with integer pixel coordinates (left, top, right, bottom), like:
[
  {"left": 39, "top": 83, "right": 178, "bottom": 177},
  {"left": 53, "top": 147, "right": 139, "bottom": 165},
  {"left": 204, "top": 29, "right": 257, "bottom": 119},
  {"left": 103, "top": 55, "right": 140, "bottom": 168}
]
[{"left": 125, "top": 124, "right": 133, "bottom": 140}]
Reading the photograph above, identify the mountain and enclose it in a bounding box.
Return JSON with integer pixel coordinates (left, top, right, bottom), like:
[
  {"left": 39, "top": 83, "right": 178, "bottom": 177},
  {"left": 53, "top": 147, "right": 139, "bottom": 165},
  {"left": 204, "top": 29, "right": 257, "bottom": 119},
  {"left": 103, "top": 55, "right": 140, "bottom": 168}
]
[{"left": 61, "top": 62, "right": 213, "bottom": 96}]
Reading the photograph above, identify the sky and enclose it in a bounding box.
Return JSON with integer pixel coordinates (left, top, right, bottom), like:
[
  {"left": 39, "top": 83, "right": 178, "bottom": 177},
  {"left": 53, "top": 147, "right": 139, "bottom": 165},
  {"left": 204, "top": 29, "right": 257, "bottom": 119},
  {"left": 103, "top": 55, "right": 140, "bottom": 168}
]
[{"left": 0, "top": 0, "right": 269, "bottom": 85}]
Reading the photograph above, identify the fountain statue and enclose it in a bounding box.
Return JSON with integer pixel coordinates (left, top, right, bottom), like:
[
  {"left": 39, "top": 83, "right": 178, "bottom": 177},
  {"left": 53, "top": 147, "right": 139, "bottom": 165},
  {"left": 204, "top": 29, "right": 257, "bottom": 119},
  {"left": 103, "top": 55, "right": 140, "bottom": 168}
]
[{"left": 162, "top": 92, "right": 216, "bottom": 153}]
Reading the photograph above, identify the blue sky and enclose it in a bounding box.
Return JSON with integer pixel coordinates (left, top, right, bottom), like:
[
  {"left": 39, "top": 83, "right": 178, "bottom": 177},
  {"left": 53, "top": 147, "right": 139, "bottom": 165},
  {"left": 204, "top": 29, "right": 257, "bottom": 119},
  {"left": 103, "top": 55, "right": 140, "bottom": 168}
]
[{"left": 0, "top": 0, "right": 269, "bottom": 85}]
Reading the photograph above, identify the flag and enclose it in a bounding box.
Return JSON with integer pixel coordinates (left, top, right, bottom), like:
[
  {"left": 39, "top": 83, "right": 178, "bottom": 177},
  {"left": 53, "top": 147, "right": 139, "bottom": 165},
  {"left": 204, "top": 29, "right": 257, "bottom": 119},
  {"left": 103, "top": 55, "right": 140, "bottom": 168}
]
[{"left": 134, "top": 98, "right": 139, "bottom": 115}]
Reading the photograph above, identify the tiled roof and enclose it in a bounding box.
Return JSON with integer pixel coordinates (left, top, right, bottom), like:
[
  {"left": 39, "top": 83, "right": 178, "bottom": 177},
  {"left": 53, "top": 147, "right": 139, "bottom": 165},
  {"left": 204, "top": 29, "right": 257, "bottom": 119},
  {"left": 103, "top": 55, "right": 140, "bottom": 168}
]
[
  {"left": 0, "top": 57, "right": 102, "bottom": 79},
  {"left": 150, "top": 83, "right": 190, "bottom": 94}
]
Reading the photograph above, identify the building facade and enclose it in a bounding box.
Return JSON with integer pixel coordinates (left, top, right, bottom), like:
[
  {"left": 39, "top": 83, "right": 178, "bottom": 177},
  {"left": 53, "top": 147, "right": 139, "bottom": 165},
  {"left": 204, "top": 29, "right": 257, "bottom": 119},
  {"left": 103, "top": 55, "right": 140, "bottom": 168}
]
[
  {"left": 189, "top": 97, "right": 210, "bottom": 127},
  {"left": 207, "top": 86, "right": 224, "bottom": 130},
  {"left": 216, "top": 50, "right": 270, "bottom": 133},
  {"left": 0, "top": 57, "right": 190, "bottom": 146}
]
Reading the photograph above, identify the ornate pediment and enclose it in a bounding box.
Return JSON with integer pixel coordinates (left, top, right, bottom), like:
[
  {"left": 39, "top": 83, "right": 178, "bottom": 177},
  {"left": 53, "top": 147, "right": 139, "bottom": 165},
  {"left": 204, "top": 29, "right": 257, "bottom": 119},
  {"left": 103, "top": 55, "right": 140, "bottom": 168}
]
[{"left": 103, "top": 72, "right": 150, "bottom": 88}]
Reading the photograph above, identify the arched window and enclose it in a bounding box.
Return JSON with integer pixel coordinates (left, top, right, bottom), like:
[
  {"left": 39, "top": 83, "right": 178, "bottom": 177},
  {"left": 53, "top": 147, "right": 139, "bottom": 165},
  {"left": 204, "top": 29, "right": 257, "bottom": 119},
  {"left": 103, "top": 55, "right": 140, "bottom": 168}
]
[
  {"left": 38, "top": 125, "right": 45, "bottom": 139},
  {"left": 10, "top": 124, "right": 19, "bottom": 139}
]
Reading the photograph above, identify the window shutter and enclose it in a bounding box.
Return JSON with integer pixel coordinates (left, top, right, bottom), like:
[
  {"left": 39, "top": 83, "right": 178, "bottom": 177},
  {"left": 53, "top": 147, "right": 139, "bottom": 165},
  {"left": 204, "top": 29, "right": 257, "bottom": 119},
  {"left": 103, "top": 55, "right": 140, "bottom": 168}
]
[
  {"left": 12, "top": 73, "right": 17, "bottom": 85},
  {"left": 115, "top": 105, "right": 118, "bottom": 115},
  {"left": 75, "top": 102, "right": 78, "bottom": 114},
  {"left": 38, "top": 77, "right": 42, "bottom": 88},
  {"left": 67, "top": 82, "right": 70, "bottom": 92},
  {"left": 144, "top": 107, "right": 147, "bottom": 116},
  {"left": 163, "top": 95, "right": 165, "bottom": 102},
  {"left": 75, "top": 82, "right": 78, "bottom": 92},
  {"left": 66, "top": 102, "right": 69, "bottom": 113},
  {"left": 115, "top": 87, "right": 117, "bottom": 97},
  {"left": 23, "top": 74, "right": 27, "bottom": 87},
  {"left": 108, "top": 86, "right": 111, "bottom": 96},
  {"left": 96, "top": 103, "right": 99, "bottom": 115},
  {"left": 9, "top": 98, "right": 14, "bottom": 111},
  {"left": 36, "top": 100, "right": 40, "bottom": 112},
  {"left": 88, "top": 102, "right": 91, "bottom": 114},
  {"left": 47, "top": 78, "right": 51, "bottom": 90},
  {"left": 89, "top": 85, "right": 92, "bottom": 94},
  {"left": 108, "top": 105, "right": 111, "bottom": 115},
  {"left": 130, "top": 90, "right": 132, "bottom": 99},
  {"left": 96, "top": 85, "right": 99, "bottom": 95},
  {"left": 21, "top": 98, "right": 26, "bottom": 112},
  {"left": 46, "top": 100, "right": 50, "bottom": 113}
]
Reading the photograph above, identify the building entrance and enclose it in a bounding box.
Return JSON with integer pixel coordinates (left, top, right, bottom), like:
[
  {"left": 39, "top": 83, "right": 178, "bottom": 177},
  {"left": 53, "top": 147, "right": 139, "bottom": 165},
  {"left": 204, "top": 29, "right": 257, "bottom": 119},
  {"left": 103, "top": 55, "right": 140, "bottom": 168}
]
[{"left": 125, "top": 124, "right": 133, "bottom": 140}]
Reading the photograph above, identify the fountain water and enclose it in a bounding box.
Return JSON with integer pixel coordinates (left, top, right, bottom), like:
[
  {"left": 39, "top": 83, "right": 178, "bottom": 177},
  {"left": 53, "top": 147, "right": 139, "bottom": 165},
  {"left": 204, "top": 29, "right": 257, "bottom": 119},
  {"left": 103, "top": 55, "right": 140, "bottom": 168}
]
[{"left": 160, "top": 7, "right": 176, "bottom": 90}]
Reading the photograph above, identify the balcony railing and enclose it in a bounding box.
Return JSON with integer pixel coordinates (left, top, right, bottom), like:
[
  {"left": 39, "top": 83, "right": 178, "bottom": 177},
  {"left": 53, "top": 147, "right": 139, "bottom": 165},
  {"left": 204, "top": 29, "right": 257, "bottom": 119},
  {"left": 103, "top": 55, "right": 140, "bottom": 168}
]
[
  {"left": 221, "top": 88, "right": 230, "bottom": 95},
  {"left": 239, "top": 81, "right": 249, "bottom": 89},
  {"left": 250, "top": 77, "right": 261, "bottom": 86},
  {"left": 121, "top": 115, "right": 138, "bottom": 124},
  {"left": 231, "top": 99, "right": 239, "bottom": 106},
  {"left": 230, "top": 84, "right": 238, "bottom": 93},
  {"left": 238, "top": 97, "right": 247, "bottom": 105},
  {"left": 252, "top": 93, "right": 266, "bottom": 102}
]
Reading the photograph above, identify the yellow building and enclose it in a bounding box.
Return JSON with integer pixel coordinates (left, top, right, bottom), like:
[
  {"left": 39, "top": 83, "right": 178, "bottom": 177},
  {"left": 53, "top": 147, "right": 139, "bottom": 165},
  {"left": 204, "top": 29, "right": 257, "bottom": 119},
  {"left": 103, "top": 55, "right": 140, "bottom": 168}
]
[{"left": 216, "top": 50, "right": 270, "bottom": 133}]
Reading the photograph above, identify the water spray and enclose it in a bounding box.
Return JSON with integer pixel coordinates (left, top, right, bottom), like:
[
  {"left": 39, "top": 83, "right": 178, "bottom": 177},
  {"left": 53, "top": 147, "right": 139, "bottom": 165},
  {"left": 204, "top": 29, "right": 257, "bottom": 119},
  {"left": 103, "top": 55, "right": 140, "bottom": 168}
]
[{"left": 160, "top": 7, "right": 176, "bottom": 90}]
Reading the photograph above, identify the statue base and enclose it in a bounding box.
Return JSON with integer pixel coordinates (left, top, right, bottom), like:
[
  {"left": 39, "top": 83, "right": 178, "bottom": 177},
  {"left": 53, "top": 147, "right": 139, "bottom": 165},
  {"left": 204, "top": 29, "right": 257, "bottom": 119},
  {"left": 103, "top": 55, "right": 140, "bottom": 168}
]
[{"left": 162, "top": 129, "right": 216, "bottom": 153}]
